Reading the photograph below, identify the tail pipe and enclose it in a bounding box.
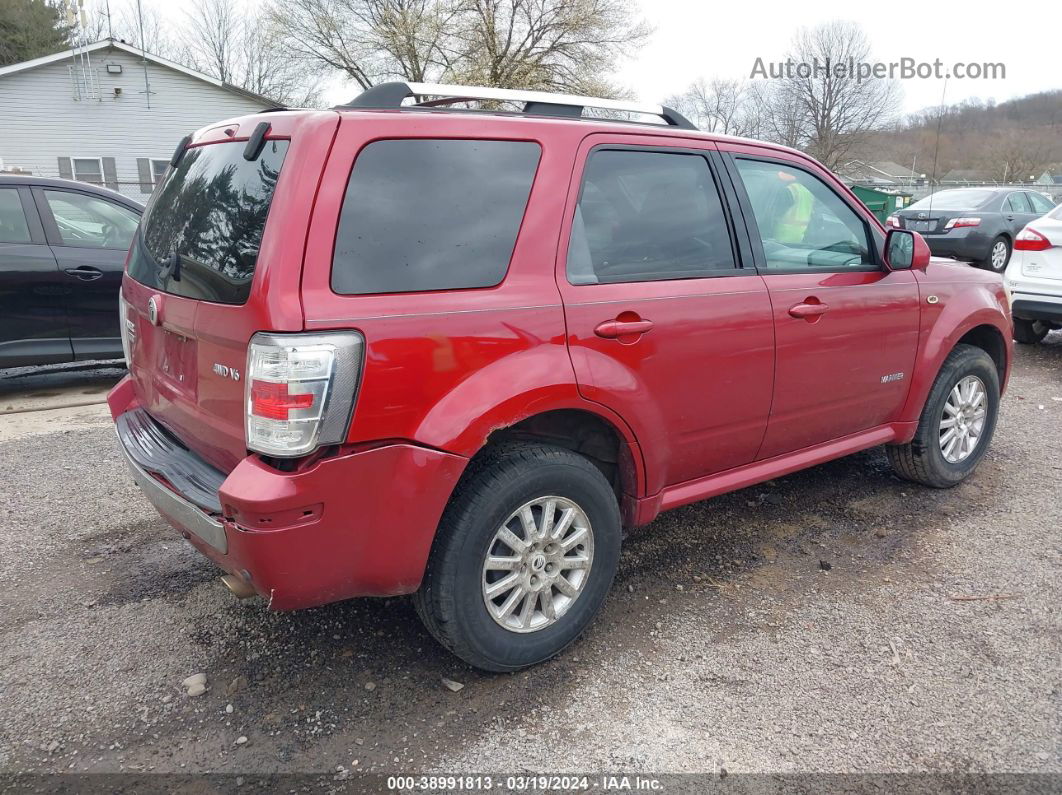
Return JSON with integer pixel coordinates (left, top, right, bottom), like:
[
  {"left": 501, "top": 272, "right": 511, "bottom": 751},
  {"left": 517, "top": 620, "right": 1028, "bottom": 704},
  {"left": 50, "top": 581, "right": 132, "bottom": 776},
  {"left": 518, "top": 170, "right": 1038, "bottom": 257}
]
[{"left": 220, "top": 573, "right": 257, "bottom": 600}]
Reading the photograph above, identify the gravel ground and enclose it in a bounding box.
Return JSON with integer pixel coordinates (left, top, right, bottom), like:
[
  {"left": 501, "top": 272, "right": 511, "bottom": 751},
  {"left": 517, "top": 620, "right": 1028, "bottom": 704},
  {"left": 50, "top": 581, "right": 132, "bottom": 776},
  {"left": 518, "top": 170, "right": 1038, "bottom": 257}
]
[{"left": 0, "top": 339, "right": 1059, "bottom": 778}]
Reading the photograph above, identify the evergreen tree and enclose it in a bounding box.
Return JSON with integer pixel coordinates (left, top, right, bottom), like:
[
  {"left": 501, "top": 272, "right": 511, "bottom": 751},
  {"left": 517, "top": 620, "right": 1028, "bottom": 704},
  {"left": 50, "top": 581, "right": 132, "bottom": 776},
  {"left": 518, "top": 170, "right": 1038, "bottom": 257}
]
[{"left": 0, "top": 0, "right": 72, "bottom": 67}]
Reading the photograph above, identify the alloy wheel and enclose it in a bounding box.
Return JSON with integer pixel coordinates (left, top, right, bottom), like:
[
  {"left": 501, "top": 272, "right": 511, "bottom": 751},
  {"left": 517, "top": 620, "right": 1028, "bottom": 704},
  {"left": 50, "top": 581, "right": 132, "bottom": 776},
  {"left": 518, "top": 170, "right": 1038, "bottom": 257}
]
[
  {"left": 481, "top": 496, "right": 594, "bottom": 633},
  {"left": 939, "top": 375, "right": 988, "bottom": 463}
]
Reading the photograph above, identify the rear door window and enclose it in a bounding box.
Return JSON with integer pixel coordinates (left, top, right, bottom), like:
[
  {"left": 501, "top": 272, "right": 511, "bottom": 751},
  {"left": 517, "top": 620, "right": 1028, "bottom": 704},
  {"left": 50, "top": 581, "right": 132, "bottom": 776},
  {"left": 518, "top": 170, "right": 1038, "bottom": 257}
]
[
  {"left": 127, "top": 140, "right": 289, "bottom": 305},
  {"left": 567, "top": 149, "right": 735, "bottom": 285},
  {"left": 331, "top": 139, "right": 541, "bottom": 295},
  {"left": 1004, "top": 193, "right": 1032, "bottom": 213}
]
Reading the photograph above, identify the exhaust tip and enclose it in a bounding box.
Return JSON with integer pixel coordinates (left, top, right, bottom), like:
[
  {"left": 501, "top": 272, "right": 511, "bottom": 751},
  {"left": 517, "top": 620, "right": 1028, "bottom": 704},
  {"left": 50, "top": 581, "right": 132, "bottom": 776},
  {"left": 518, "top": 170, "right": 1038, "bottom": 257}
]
[{"left": 220, "top": 574, "right": 257, "bottom": 600}]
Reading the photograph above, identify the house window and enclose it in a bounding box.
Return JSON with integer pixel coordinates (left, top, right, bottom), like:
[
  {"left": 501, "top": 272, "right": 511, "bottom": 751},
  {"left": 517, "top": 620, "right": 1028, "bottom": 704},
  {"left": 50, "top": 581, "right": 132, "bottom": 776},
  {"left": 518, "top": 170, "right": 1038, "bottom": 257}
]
[
  {"left": 151, "top": 159, "right": 169, "bottom": 185},
  {"left": 72, "top": 158, "right": 104, "bottom": 185}
]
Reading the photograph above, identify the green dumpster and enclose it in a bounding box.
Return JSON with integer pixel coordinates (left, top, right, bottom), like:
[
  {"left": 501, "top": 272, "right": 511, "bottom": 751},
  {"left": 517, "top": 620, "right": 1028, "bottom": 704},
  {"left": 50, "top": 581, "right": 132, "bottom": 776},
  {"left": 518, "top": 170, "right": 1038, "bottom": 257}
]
[{"left": 851, "top": 185, "right": 911, "bottom": 225}]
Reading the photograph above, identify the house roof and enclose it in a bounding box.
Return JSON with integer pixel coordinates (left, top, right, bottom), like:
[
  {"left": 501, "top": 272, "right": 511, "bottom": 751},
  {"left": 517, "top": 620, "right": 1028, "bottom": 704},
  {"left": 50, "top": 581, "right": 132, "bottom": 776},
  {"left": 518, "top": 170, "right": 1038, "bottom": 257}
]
[
  {"left": 840, "top": 160, "right": 921, "bottom": 182},
  {"left": 871, "top": 161, "right": 920, "bottom": 179},
  {"left": 940, "top": 169, "right": 994, "bottom": 182},
  {"left": 0, "top": 39, "right": 281, "bottom": 107}
]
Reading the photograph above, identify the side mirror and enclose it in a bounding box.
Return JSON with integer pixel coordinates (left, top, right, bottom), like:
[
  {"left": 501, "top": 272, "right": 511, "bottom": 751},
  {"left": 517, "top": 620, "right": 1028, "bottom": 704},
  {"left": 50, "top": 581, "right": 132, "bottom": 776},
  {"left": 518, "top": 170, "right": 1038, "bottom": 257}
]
[{"left": 885, "top": 229, "right": 931, "bottom": 271}]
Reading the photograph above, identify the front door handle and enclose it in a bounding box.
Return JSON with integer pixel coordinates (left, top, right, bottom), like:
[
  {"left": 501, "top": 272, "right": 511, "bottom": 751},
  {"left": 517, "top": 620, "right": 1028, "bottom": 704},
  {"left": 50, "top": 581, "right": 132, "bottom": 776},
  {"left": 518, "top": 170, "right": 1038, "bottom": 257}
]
[
  {"left": 594, "top": 318, "right": 654, "bottom": 338},
  {"left": 788, "top": 301, "right": 829, "bottom": 319},
  {"left": 64, "top": 266, "right": 103, "bottom": 281}
]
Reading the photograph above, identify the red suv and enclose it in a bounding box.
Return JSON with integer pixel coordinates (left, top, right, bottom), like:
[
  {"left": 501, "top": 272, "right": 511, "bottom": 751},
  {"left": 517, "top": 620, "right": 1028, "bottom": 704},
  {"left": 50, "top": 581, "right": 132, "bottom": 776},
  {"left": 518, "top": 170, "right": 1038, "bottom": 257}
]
[{"left": 109, "top": 83, "right": 1011, "bottom": 671}]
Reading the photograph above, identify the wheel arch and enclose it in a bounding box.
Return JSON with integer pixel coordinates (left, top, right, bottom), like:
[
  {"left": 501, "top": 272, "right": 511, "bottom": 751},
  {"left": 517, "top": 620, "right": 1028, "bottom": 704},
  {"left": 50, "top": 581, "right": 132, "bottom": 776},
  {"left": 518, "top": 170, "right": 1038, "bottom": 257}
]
[
  {"left": 956, "top": 323, "right": 1008, "bottom": 387},
  {"left": 439, "top": 403, "right": 645, "bottom": 527},
  {"left": 898, "top": 309, "right": 1012, "bottom": 432},
  {"left": 482, "top": 408, "right": 640, "bottom": 504}
]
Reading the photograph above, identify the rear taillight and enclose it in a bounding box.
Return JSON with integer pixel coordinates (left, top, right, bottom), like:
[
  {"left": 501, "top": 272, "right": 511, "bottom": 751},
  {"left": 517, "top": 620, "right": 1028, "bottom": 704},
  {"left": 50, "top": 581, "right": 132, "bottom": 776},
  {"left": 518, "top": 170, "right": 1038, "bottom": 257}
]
[
  {"left": 885, "top": 215, "right": 901, "bottom": 228},
  {"left": 245, "top": 331, "right": 364, "bottom": 457},
  {"left": 1014, "top": 227, "right": 1052, "bottom": 251},
  {"left": 119, "top": 291, "right": 135, "bottom": 366},
  {"left": 944, "top": 217, "right": 981, "bottom": 230}
]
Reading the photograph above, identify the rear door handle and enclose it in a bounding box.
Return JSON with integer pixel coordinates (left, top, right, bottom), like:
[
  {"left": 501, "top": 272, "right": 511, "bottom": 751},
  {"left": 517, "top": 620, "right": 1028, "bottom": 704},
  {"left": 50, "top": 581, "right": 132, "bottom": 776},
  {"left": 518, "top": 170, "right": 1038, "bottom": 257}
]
[
  {"left": 64, "top": 266, "right": 103, "bottom": 281},
  {"left": 788, "top": 302, "right": 829, "bottom": 319},
  {"left": 594, "top": 319, "right": 654, "bottom": 338}
]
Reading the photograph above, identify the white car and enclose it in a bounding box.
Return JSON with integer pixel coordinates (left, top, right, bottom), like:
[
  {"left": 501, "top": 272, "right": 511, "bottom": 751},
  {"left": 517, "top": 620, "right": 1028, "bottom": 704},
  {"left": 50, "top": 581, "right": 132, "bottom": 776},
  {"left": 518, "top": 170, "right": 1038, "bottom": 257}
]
[{"left": 1004, "top": 202, "right": 1062, "bottom": 344}]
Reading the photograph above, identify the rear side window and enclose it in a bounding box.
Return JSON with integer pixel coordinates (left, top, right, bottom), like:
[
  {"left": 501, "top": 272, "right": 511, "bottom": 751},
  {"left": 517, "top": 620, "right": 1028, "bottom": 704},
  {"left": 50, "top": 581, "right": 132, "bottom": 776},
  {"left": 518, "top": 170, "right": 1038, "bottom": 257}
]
[
  {"left": 567, "top": 149, "right": 734, "bottom": 285},
  {"left": 127, "top": 140, "right": 289, "bottom": 305},
  {"left": 0, "top": 189, "right": 31, "bottom": 244},
  {"left": 1026, "top": 192, "right": 1055, "bottom": 214},
  {"left": 331, "top": 139, "right": 540, "bottom": 295}
]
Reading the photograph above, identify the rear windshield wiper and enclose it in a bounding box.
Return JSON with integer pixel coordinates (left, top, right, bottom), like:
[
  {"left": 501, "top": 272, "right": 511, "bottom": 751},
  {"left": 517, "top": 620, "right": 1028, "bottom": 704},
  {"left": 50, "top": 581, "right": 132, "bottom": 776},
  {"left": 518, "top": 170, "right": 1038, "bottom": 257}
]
[{"left": 157, "top": 249, "right": 182, "bottom": 282}]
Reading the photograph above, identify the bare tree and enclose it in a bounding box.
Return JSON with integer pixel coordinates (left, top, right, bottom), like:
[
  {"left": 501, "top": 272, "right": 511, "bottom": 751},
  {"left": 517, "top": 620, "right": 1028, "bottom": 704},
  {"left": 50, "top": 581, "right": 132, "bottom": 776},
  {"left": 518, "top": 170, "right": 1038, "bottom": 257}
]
[
  {"left": 79, "top": 0, "right": 175, "bottom": 55},
  {"left": 748, "top": 79, "right": 806, "bottom": 150},
  {"left": 269, "top": 0, "right": 648, "bottom": 95},
  {"left": 447, "top": 0, "right": 649, "bottom": 95},
  {"left": 182, "top": 0, "right": 241, "bottom": 83},
  {"left": 782, "top": 21, "right": 899, "bottom": 169},
  {"left": 268, "top": 0, "right": 458, "bottom": 89},
  {"left": 181, "top": 0, "right": 321, "bottom": 106},
  {"left": 666, "top": 77, "right": 761, "bottom": 137},
  {"left": 985, "top": 127, "right": 1051, "bottom": 183}
]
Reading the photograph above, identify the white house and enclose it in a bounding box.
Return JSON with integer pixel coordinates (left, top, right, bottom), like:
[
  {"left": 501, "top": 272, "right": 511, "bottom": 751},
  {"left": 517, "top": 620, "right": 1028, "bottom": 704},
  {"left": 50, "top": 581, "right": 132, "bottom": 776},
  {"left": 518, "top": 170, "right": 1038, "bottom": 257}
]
[{"left": 0, "top": 39, "right": 277, "bottom": 199}]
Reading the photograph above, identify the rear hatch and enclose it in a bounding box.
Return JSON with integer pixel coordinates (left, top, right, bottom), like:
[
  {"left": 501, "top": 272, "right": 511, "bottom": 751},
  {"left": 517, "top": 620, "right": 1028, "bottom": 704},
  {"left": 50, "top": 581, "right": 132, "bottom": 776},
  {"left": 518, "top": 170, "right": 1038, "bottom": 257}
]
[{"left": 121, "top": 111, "right": 339, "bottom": 472}]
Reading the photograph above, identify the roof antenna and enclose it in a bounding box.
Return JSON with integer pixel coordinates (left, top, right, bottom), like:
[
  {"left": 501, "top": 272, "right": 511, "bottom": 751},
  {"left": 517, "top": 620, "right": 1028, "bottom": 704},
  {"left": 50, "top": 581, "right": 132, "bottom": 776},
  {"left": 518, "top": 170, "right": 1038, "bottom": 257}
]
[
  {"left": 927, "top": 78, "right": 948, "bottom": 218},
  {"left": 105, "top": 0, "right": 113, "bottom": 39}
]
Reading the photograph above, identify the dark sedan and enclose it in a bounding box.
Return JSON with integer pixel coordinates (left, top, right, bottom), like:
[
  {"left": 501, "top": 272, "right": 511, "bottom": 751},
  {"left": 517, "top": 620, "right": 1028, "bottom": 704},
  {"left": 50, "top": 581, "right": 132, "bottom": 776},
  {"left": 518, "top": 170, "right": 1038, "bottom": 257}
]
[
  {"left": 889, "top": 187, "right": 1057, "bottom": 272},
  {"left": 0, "top": 175, "right": 142, "bottom": 368}
]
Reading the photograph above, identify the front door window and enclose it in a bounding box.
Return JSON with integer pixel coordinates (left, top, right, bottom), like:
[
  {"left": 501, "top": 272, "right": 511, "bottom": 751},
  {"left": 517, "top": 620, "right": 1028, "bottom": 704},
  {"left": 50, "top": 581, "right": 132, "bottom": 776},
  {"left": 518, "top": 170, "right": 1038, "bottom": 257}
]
[{"left": 734, "top": 159, "right": 874, "bottom": 271}]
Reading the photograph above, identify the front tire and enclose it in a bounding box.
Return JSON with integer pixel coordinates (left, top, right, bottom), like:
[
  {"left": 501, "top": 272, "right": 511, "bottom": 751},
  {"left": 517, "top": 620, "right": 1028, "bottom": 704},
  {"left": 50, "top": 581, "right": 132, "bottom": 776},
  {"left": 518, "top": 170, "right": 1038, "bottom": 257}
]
[
  {"left": 980, "top": 235, "right": 1011, "bottom": 272},
  {"left": 414, "top": 443, "right": 621, "bottom": 672},
  {"left": 1013, "top": 318, "right": 1049, "bottom": 345},
  {"left": 887, "top": 344, "right": 999, "bottom": 488}
]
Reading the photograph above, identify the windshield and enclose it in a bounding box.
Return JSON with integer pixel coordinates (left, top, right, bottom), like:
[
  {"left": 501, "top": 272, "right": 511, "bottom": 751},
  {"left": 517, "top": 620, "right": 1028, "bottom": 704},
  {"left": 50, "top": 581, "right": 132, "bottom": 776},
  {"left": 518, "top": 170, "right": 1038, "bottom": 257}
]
[
  {"left": 127, "top": 139, "right": 289, "bottom": 305},
  {"left": 907, "top": 190, "right": 994, "bottom": 212}
]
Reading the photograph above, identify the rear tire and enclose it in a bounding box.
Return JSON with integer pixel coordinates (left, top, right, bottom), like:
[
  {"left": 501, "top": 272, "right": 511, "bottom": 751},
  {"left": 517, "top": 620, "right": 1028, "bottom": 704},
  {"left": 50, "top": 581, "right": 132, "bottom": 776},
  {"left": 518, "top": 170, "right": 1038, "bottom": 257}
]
[
  {"left": 1013, "top": 318, "right": 1049, "bottom": 345},
  {"left": 980, "top": 235, "right": 1011, "bottom": 272},
  {"left": 414, "top": 443, "right": 621, "bottom": 672},
  {"left": 887, "top": 344, "right": 999, "bottom": 488}
]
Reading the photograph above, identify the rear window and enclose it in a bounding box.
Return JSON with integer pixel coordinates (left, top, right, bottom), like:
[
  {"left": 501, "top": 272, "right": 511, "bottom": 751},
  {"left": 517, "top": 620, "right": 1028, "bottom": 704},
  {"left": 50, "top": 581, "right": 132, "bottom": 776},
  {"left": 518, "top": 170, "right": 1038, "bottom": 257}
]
[
  {"left": 127, "top": 139, "right": 289, "bottom": 305},
  {"left": 907, "top": 189, "right": 994, "bottom": 212},
  {"left": 331, "top": 139, "right": 540, "bottom": 295}
]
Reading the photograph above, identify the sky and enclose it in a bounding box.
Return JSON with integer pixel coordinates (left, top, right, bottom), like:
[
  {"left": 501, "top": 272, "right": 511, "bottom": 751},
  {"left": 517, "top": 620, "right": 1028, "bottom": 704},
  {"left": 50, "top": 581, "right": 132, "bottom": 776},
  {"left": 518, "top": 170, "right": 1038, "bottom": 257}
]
[
  {"left": 616, "top": 0, "right": 1058, "bottom": 114},
  {"left": 88, "top": 0, "right": 1058, "bottom": 115}
]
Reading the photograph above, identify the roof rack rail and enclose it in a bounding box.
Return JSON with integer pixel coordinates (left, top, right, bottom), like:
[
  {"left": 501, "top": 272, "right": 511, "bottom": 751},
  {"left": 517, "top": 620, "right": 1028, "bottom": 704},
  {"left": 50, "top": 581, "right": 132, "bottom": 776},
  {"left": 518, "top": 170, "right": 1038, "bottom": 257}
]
[{"left": 334, "top": 81, "right": 697, "bottom": 130}]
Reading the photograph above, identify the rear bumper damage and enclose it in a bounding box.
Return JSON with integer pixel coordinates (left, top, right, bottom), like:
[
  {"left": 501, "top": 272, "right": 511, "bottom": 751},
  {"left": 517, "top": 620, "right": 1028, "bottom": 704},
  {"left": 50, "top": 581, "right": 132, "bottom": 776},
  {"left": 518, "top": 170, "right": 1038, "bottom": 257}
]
[{"left": 108, "top": 376, "right": 468, "bottom": 609}]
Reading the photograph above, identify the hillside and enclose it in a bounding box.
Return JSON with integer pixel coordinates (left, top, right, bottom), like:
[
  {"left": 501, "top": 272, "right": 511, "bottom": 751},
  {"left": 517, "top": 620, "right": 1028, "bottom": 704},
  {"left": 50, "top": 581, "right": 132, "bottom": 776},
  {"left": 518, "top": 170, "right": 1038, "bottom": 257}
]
[{"left": 852, "top": 90, "right": 1062, "bottom": 182}]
